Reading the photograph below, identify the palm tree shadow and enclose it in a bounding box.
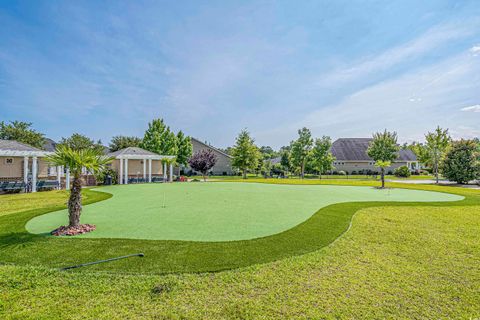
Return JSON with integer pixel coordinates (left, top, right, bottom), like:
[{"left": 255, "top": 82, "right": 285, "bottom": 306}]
[{"left": 0, "top": 232, "right": 49, "bottom": 250}]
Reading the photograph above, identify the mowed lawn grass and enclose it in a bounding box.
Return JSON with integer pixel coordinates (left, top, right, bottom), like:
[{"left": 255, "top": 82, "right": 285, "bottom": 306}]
[{"left": 1, "top": 201, "right": 479, "bottom": 319}]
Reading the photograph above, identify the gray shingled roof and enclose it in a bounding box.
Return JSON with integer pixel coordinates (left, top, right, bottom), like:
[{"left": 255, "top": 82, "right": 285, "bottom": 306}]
[
  {"left": 331, "top": 138, "right": 417, "bottom": 161},
  {"left": 42, "top": 138, "right": 57, "bottom": 152},
  {"left": 108, "top": 147, "right": 159, "bottom": 157},
  {"left": 191, "top": 137, "right": 233, "bottom": 158},
  {"left": 0, "top": 139, "right": 43, "bottom": 152}
]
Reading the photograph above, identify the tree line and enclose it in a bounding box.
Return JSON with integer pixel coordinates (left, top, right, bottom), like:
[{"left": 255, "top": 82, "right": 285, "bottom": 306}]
[{"left": 1, "top": 120, "right": 479, "bottom": 186}]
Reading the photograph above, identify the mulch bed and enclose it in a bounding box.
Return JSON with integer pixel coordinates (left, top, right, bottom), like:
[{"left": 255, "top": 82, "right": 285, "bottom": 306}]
[{"left": 51, "top": 224, "right": 96, "bottom": 236}]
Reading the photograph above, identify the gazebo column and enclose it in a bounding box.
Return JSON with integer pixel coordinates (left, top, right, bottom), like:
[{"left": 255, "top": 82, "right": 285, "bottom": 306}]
[
  {"left": 65, "top": 167, "right": 70, "bottom": 190},
  {"left": 119, "top": 158, "right": 123, "bottom": 184},
  {"left": 56, "top": 166, "right": 62, "bottom": 189},
  {"left": 124, "top": 158, "right": 129, "bottom": 184},
  {"left": 31, "top": 157, "right": 38, "bottom": 192},
  {"left": 23, "top": 156, "right": 29, "bottom": 185},
  {"left": 143, "top": 158, "right": 147, "bottom": 181},
  {"left": 169, "top": 163, "right": 173, "bottom": 182},
  {"left": 163, "top": 162, "right": 167, "bottom": 181},
  {"left": 148, "top": 159, "right": 152, "bottom": 183}
]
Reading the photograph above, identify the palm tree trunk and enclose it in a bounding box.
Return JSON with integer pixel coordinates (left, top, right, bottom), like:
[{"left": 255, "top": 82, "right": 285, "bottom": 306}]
[{"left": 68, "top": 175, "right": 82, "bottom": 227}]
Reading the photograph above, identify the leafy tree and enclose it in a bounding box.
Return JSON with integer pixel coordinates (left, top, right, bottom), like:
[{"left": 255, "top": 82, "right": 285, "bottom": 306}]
[
  {"left": 109, "top": 136, "right": 142, "bottom": 152},
  {"left": 188, "top": 149, "right": 217, "bottom": 181},
  {"left": 310, "top": 136, "right": 335, "bottom": 179},
  {"left": 290, "top": 127, "right": 313, "bottom": 179},
  {"left": 58, "top": 133, "right": 104, "bottom": 152},
  {"left": 175, "top": 131, "right": 193, "bottom": 171},
  {"left": 408, "top": 142, "right": 431, "bottom": 168},
  {"left": 0, "top": 121, "right": 45, "bottom": 149},
  {"left": 140, "top": 119, "right": 177, "bottom": 157},
  {"left": 46, "top": 146, "right": 112, "bottom": 229},
  {"left": 441, "top": 139, "right": 480, "bottom": 184},
  {"left": 261, "top": 158, "right": 273, "bottom": 177},
  {"left": 280, "top": 151, "right": 291, "bottom": 174},
  {"left": 425, "top": 126, "right": 450, "bottom": 184},
  {"left": 231, "top": 129, "right": 260, "bottom": 179},
  {"left": 367, "top": 130, "right": 399, "bottom": 188},
  {"left": 259, "top": 146, "right": 278, "bottom": 160},
  {"left": 219, "top": 146, "right": 234, "bottom": 155}
]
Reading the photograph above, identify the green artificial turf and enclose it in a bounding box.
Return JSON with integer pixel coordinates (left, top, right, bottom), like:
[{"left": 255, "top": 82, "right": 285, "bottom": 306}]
[
  {"left": 0, "top": 181, "right": 477, "bottom": 274},
  {"left": 25, "top": 183, "right": 462, "bottom": 241}
]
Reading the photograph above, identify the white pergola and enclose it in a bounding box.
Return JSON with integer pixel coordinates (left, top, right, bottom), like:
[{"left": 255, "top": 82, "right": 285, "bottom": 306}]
[
  {"left": 113, "top": 152, "right": 176, "bottom": 184},
  {"left": 0, "top": 149, "right": 65, "bottom": 192}
]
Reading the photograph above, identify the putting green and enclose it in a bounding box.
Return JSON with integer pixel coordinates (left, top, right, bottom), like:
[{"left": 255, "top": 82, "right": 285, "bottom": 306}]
[{"left": 26, "top": 182, "right": 463, "bottom": 241}]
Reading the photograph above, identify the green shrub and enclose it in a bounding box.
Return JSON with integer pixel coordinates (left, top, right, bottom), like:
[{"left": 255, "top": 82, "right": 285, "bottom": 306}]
[
  {"left": 394, "top": 165, "right": 411, "bottom": 178},
  {"left": 95, "top": 168, "right": 118, "bottom": 185},
  {"left": 338, "top": 170, "right": 346, "bottom": 175},
  {"left": 441, "top": 139, "right": 480, "bottom": 184}
]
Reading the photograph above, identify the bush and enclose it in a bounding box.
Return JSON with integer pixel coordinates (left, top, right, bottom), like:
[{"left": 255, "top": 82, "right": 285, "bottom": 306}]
[
  {"left": 394, "top": 165, "right": 411, "bottom": 178},
  {"left": 338, "top": 170, "right": 346, "bottom": 175},
  {"left": 351, "top": 170, "right": 357, "bottom": 175},
  {"left": 95, "top": 168, "right": 118, "bottom": 185},
  {"left": 441, "top": 139, "right": 480, "bottom": 184}
]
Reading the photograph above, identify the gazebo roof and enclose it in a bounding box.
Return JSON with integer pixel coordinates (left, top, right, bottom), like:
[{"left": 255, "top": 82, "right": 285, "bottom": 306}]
[
  {"left": 0, "top": 139, "right": 53, "bottom": 157},
  {"left": 108, "top": 147, "right": 175, "bottom": 160}
]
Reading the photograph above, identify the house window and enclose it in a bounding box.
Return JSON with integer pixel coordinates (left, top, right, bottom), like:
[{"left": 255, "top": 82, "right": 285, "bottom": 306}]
[{"left": 5, "top": 158, "right": 14, "bottom": 165}]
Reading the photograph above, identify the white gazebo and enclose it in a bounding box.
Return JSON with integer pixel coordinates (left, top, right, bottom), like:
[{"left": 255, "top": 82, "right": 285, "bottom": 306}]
[
  {"left": 108, "top": 147, "right": 175, "bottom": 184},
  {"left": 0, "top": 139, "right": 64, "bottom": 192}
]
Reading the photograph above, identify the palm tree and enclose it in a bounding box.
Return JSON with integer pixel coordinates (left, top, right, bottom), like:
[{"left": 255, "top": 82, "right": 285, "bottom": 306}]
[{"left": 47, "top": 146, "right": 113, "bottom": 228}]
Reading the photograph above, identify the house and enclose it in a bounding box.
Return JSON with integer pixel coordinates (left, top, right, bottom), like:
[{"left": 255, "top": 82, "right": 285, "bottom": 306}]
[
  {"left": 0, "top": 139, "right": 61, "bottom": 192},
  {"left": 331, "top": 138, "right": 419, "bottom": 174},
  {"left": 108, "top": 147, "right": 175, "bottom": 184},
  {"left": 186, "top": 137, "right": 234, "bottom": 175}
]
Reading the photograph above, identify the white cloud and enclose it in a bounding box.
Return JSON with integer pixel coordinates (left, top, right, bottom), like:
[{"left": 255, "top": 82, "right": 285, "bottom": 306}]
[
  {"left": 317, "top": 20, "right": 480, "bottom": 86},
  {"left": 470, "top": 45, "right": 480, "bottom": 56},
  {"left": 264, "top": 49, "right": 480, "bottom": 143},
  {"left": 461, "top": 104, "right": 480, "bottom": 112}
]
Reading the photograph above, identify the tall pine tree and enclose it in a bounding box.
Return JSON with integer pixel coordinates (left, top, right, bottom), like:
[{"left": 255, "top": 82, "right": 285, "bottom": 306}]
[{"left": 231, "top": 129, "right": 260, "bottom": 179}]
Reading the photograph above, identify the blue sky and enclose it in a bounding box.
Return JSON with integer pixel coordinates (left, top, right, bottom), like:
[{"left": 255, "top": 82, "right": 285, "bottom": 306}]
[{"left": 0, "top": 0, "right": 479, "bottom": 148}]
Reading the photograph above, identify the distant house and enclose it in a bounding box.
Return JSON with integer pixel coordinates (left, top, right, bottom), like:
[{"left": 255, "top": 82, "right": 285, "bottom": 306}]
[
  {"left": 331, "top": 138, "right": 419, "bottom": 174},
  {"left": 186, "top": 137, "right": 234, "bottom": 175}
]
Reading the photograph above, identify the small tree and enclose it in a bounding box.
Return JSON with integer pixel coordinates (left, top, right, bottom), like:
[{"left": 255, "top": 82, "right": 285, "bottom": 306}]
[
  {"left": 310, "top": 136, "right": 335, "bottom": 179},
  {"left": 0, "top": 121, "right": 45, "bottom": 149},
  {"left": 109, "top": 136, "right": 142, "bottom": 152},
  {"left": 367, "top": 130, "right": 399, "bottom": 188},
  {"left": 425, "top": 126, "right": 450, "bottom": 183},
  {"left": 175, "top": 131, "right": 193, "bottom": 174},
  {"left": 188, "top": 149, "right": 217, "bottom": 181},
  {"left": 46, "top": 146, "right": 112, "bottom": 232},
  {"left": 408, "top": 142, "right": 431, "bottom": 168},
  {"left": 290, "top": 127, "right": 313, "bottom": 179},
  {"left": 441, "top": 139, "right": 480, "bottom": 184},
  {"left": 231, "top": 129, "right": 260, "bottom": 179}
]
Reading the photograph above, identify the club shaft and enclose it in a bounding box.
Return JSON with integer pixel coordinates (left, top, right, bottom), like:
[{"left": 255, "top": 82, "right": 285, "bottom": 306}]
[{"left": 60, "top": 253, "right": 144, "bottom": 270}]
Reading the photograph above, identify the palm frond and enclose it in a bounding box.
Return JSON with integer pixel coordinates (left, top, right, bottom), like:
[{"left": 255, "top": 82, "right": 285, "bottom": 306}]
[{"left": 46, "top": 145, "right": 113, "bottom": 175}]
